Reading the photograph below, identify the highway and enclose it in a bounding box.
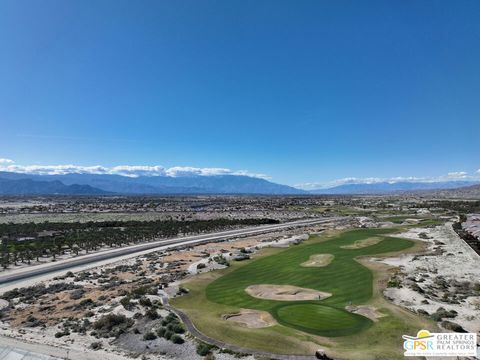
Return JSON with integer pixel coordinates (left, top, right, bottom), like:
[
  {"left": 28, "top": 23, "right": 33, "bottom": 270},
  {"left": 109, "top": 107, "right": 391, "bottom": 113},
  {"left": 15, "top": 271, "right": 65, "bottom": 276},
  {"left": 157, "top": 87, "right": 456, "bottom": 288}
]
[{"left": 0, "top": 217, "right": 340, "bottom": 288}]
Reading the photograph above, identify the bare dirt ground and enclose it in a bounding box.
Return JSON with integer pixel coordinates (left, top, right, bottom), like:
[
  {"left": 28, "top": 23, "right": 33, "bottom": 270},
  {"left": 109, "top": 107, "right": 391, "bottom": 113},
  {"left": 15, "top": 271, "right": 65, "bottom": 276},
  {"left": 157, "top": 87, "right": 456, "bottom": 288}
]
[
  {"left": 301, "top": 254, "right": 334, "bottom": 267},
  {"left": 381, "top": 223, "right": 480, "bottom": 333},
  {"left": 0, "top": 223, "right": 331, "bottom": 360},
  {"left": 224, "top": 309, "right": 277, "bottom": 328},
  {"left": 245, "top": 284, "right": 332, "bottom": 301}
]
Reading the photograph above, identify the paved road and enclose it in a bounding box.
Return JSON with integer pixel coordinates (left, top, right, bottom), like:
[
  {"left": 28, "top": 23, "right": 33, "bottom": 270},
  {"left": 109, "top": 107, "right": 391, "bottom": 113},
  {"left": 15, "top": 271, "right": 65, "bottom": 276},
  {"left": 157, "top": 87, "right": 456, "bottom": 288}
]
[{"left": 0, "top": 217, "right": 339, "bottom": 287}]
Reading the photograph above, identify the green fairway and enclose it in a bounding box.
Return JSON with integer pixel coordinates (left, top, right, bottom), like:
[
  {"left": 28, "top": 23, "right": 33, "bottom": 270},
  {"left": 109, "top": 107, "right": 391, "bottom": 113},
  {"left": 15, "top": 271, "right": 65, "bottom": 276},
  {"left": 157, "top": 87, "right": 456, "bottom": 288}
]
[{"left": 205, "top": 228, "right": 414, "bottom": 337}]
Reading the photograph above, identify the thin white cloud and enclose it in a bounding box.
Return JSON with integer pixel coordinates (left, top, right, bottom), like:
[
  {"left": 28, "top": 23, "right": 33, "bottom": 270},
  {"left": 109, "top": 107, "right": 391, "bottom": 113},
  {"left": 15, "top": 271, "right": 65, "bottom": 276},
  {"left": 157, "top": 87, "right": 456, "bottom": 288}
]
[
  {"left": 165, "top": 166, "right": 270, "bottom": 179},
  {"left": 166, "top": 167, "right": 230, "bottom": 177},
  {"left": 111, "top": 165, "right": 166, "bottom": 177},
  {"left": 447, "top": 171, "right": 468, "bottom": 178},
  {"left": 0, "top": 160, "right": 268, "bottom": 179},
  {"left": 296, "top": 171, "right": 480, "bottom": 190},
  {"left": 0, "top": 164, "right": 110, "bottom": 176}
]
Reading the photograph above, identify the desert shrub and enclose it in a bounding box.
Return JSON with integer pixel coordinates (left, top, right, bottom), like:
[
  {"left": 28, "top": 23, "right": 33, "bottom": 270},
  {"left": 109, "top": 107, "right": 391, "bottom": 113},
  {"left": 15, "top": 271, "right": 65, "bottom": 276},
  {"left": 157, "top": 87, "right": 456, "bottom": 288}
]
[
  {"left": 24, "top": 314, "right": 45, "bottom": 327},
  {"left": 90, "top": 341, "right": 102, "bottom": 350},
  {"left": 410, "top": 283, "right": 424, "bottom": 294},
  {"left": 166, "top": 322, "right": 184, "bottom": 334},
  {"left": 55, "top": 330, "right": 70, "bottom": 338},
  {"left": 441, "top": 321, "right": 466, "bottom": 332},
  {"left": 387, "top": 277, "right": 401, "bottom": 288},
  {"left": 147, "top": 286, "right": 158, "bottom": 295},
  {"left": 145, "top": 308, "right": 159, "bottom": 320},
  {"left": 1, "top": 283, "right": 82, "bottom": 303},
  {"left": 196, "top": 342, "right": 213, "bottom": 356},
  {"left": 166, "top": 312, "right": 178, "bottom": 321},
  {"left": 130, "top": 285, "right": 158, "bottom": 299},
  {"left": 92, "top": 314, "right": 133, "bottom": 338},
  {"left": 213, "top": 255, "right": 229, "bottom": 266},
  {"left": 156, "top": 327, "right": 166, "bottom": 337},
  {"left": 177, "top": 287, "right": 189, "bottom": 294},
  {"left": 133, "top": 312, "right": 142, "bottom": 319},
  {"left": 234, "top": 254, "right": 250, "bottom": 261},
  {"left": 120, "top": 296, "right": 133, "bottom": 310},
  {"left": 131, "top": 286, "right": 149, "bottom": 298},
  {"left": 164, "top": 330, "right": 174, "bottom": 340},
  {"left": 143, "top": 331, "right": 157, "bottom": 341},
  {"left": 172, "top": 323, "right": 185, "bottom": 334},
  {"left": 79, "top": 298, "right": 95, "bottom": 307},
  {"left": 171, "top": 334, "right": 184, "bottom": 344},
  {"left": 431, "top": 307, "right": 457, "bottom": 321},
  {"left": 139, "top": 296, "right": 152, "bottom": 307},
  {"left": 70, "top": 288, "right": 85, "bottom": 300}
]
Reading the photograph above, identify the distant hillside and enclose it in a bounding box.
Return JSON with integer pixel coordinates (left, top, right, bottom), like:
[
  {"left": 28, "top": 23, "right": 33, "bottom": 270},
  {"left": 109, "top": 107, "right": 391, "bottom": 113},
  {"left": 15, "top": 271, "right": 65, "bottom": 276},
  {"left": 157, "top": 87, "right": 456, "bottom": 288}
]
[
  {"left": 0, "top": 172, "right": 305, "bottom": 195},
  {"left": 418, "top": 184, "right": 480, "bottom": 199},
  {"left": 310, "top": 181, "right": 480, "bottom": 195},
  {"left": 0, "top": 178, "right": 108, "bottom": 195}
]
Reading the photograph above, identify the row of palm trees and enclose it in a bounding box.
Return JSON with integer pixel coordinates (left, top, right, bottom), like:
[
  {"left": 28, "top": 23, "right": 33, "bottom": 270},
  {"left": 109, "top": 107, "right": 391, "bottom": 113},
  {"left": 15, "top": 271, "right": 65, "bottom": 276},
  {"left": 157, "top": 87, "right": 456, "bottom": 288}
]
[{"left": 0, "top": 218, "right": 278, "bottom": 269}]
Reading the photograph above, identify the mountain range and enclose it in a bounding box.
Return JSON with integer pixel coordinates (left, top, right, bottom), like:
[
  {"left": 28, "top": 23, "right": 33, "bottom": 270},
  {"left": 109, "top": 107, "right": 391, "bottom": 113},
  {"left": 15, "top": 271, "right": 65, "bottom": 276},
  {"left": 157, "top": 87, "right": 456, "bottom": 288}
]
[
  {"left": 0, "top": 177, "right": 108, "bottom": 195},
  {"left": 0, "top": 172, "right": 304, "bottom": 195},
  {"left": 0, "top": 172, "right": 479, "bottom": 196},
  {"left": 415, "top": 184, "right": 480, "bottom": 199},
  {"left": 309, "top": 181, "right": 480, "bottom": 195}
]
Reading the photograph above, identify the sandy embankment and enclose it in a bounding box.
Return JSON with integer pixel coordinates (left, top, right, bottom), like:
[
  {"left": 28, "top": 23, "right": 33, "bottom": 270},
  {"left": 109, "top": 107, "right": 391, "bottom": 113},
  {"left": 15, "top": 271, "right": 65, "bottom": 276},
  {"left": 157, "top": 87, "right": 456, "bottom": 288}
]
[
  {"left": 381, "top": 223, "right": 480, "bottom": 333},
  {"left": 245, "top": 284, "right": 331, "bottom": 301},
  {"left": 301, "top": 254, "right": 334, "bottom": 267},
  {"left": 224, "top": 309, "right": 277, "bottom": 328}
]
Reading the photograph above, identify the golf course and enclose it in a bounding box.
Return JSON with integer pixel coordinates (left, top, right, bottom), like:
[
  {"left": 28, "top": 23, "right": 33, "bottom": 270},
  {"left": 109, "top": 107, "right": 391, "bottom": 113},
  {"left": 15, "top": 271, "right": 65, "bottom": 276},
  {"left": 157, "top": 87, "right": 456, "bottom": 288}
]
[{"left": 172, "top": 228, "right": 437, "bottom": 358}]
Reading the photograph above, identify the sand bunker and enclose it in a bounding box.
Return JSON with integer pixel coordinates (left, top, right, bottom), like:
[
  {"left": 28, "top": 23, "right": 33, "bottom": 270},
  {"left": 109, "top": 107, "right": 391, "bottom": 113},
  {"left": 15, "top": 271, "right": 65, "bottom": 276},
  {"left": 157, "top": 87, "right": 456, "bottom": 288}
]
[
  {"left": 245, "top": 284, "right": 331, "bottom": 301},
  {"left": 224, "top": 309, "right": 277, "bottom": 328},
  {"left": 346, "top": 305, "right": 384, "bottom": 321},
  {"left": 301, "top": 254, "right": 334, "bottom": 267},
  {"left": 341, "top": 237, "right": 383, "bottom": 249}
]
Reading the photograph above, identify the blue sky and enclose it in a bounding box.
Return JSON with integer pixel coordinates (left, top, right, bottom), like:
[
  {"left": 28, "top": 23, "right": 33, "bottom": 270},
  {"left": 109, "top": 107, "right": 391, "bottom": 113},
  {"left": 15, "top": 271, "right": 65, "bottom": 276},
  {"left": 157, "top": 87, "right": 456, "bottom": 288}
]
[{"left": 0, "top": 0, "right": 479, "bottom": 188}]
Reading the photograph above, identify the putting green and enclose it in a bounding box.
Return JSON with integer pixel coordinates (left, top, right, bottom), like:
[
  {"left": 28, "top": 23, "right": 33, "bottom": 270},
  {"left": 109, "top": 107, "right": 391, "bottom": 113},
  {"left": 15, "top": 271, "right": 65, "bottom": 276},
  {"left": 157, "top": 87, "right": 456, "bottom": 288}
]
[
  {"left": 205, "top": 228, "right": 414, "bottom": 337},
  {"left": 274, "top": 303, "right": 370, "bottom": 336}
]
